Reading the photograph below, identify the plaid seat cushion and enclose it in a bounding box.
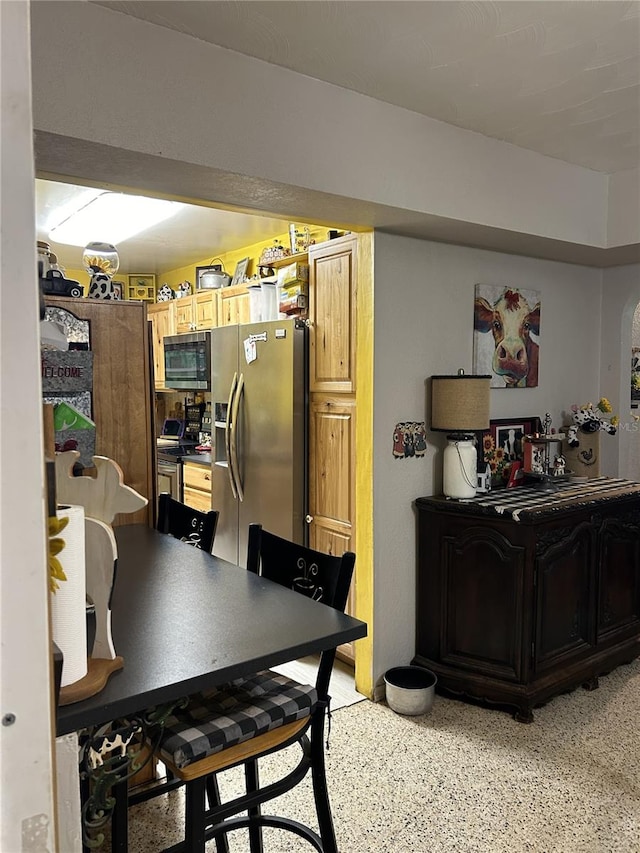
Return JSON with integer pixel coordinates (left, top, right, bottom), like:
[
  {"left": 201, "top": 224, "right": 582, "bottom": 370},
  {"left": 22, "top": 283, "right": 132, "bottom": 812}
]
[{"left": 158, "top": 670, "right": 318, "bottom": 770}]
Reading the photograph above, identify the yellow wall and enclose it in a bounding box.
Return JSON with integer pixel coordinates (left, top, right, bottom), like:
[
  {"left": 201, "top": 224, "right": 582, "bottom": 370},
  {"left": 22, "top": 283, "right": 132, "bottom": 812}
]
[
  {"left": 158, "top": 225, "right": 330, "bottom": 290},
  {"left": 60, "top": 224, "right": 335, "bottom": 296}
]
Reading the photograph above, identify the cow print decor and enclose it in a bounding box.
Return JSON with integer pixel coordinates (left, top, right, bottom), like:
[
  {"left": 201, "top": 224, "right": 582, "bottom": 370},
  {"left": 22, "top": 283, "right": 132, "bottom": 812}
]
[
  {"left": 157, "top": 284, "right": 175, "bottom": 302},
  {"left": 88, "top": 272, "right": 116, "bottom": 299}
]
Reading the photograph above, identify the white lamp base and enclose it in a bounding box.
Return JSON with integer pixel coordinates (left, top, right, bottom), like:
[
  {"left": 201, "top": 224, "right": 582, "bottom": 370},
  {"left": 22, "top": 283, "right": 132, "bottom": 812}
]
[{"left": 443, "top": 438, "right": 477, "bottom": 499}]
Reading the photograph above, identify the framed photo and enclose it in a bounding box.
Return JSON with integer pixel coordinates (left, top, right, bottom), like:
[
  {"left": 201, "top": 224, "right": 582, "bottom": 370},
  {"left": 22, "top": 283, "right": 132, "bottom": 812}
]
[
  {"left": 482, "top": 416, "right": 541, "bottom": 485},
  {"left": 112, "top": 281, "right": 123, "bottom": 300},
  {"left": 230, "top": 257, "right": 249, "bottom": 287}
]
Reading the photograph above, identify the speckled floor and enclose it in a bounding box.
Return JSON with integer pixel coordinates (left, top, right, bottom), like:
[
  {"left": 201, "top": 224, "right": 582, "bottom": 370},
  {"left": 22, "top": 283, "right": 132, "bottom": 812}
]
[{"left": 127, "top": 658, "right": 640, "bottom": 852}]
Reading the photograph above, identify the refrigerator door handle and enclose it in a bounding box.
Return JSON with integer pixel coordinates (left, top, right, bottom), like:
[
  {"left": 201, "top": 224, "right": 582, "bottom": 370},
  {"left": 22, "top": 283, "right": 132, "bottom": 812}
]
[
  {"left": 225, "top": 372, "right": 238, "bottom": 500},
  {"left": 230, "top": 372, "right": 245, "bottom": 502}
]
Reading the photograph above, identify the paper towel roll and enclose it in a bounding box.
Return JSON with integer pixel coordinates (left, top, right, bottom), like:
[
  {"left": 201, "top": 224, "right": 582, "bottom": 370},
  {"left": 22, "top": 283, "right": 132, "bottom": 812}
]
[{"left": 50, "top": 505, "right": 87, "bottom": 687}]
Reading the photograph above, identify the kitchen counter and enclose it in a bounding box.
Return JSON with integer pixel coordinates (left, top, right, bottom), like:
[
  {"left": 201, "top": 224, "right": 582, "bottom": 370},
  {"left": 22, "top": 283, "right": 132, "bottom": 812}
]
[{"left": 184, "top": 452, "right": 212, "bottom": 467}]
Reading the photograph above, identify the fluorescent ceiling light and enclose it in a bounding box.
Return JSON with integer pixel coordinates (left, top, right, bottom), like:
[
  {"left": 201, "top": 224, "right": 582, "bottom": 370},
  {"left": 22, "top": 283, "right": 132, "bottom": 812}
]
[{"left": 48, "top": 192, "right": 183, "bottom": 247}]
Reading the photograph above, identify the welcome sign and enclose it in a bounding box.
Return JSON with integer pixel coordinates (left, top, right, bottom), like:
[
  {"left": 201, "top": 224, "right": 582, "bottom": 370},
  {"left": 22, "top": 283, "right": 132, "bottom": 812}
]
[{"left": 41, "top": 351, "right": 93, "bottom": 393}]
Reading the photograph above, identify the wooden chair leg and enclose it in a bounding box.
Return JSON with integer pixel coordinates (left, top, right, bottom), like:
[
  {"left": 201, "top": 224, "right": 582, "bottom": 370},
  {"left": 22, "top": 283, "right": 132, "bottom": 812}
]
[
  {"left": 245, "top": 759, "right": 264, "bottom": 853},
  {"left": 185, "top": 776, "right": 207, "bottom": 853},
  {"left": 205, "top": 774, "right": 230, "bottom": 853}
]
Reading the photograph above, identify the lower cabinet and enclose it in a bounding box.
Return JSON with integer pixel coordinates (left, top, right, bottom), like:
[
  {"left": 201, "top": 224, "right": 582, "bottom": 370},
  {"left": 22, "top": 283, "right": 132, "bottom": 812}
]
[
  {"left": 308, "top": 395, "right": 356, "bottom": 662},
  {"left": 413, "top": 492, "right": 640, "bottom": 722},
  {"left": 183, "top": 461, "right": 212, "bottom": 513}
]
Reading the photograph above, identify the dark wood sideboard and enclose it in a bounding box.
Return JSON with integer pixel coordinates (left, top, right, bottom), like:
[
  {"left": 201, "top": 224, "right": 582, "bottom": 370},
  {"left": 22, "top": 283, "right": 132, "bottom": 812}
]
[{"left": 413, "top": 480, "right": 640, "bottom": 722}]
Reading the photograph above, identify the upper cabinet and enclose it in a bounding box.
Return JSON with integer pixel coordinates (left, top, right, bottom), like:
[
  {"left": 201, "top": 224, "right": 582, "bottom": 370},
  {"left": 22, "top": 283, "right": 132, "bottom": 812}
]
[
  {"left": 308, "top": 234, "right": 358, "bottom": 394},
  {"left": 175, "top": 290, "right": 219, "bottom": 334},
  {"left": 217, "top": 283, "right": 251, "bottom": 327},
  {"left": 148, "top": 302, "right": 175, "bottom": 389}
]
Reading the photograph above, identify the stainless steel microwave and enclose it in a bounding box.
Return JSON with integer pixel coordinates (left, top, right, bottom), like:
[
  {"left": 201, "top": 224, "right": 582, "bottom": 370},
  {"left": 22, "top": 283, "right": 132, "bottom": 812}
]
[{"left": 163, "top": 331, "right": 211, "bottom": 390}]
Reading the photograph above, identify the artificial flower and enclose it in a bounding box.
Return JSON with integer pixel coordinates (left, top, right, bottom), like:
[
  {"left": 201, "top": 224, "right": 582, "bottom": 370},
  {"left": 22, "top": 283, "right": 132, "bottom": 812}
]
[{"left": 48, "top": 514, "right": 69, "bottom": 593}]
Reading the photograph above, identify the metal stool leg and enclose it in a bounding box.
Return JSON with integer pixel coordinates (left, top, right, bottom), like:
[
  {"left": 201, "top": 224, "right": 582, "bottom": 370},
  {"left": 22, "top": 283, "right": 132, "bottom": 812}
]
[
  {"left": 205, "top": 774, "right": 230, "bottom": 853},
  {"left": 185, "top": 776, "right": 207, "bottom": 853},
  {"left": 310, "top": 715, "right": 338, "bottom": 853},
  {"left": 245, "top": 759, "right": 264, "bottom": 853}
]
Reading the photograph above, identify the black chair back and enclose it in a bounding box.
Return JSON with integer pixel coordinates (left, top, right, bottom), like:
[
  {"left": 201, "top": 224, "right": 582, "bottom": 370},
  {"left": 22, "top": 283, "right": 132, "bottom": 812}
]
[
  {"left": 247, "top": 523, "right": 355, "bottom": 698},
  {"left": 157, "top": 493, "right": 219, "bottom": 554}
]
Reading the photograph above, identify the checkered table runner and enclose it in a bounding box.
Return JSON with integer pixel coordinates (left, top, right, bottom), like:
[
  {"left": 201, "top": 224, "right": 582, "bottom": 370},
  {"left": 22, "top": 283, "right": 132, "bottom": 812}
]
[{"left": 465, "top": 477, "right": 640, "bottom": 521}]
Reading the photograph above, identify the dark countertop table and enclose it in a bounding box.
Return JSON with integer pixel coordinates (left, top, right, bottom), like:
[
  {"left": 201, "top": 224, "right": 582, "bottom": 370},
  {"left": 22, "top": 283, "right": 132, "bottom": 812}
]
[{"left": 57, "top": 525, "right": 366, "bottom": 736}]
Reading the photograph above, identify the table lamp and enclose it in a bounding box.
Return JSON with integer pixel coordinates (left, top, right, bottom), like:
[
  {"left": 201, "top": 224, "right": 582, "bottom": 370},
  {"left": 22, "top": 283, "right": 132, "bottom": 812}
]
[{"left": 431, "top": 370, "right": 491, "bottom": 499}]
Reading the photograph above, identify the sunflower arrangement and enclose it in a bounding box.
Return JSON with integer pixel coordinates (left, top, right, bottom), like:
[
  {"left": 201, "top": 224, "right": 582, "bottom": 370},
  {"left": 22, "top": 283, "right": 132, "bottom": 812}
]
[
  {"left": 483, "top": 433, "right": 510, "bottom": 483},
  {"left": 48, "top": 514, "right": 69, "bottom": 593}
]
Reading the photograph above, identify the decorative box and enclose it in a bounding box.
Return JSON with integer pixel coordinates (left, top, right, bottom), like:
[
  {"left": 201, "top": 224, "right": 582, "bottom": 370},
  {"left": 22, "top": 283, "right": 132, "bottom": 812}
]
[
  {"left": 277, "top": 262, "right": 309, "bottom": 288},
  {"left": 562, "top": 430, "right": 600, "bottom": 478}
]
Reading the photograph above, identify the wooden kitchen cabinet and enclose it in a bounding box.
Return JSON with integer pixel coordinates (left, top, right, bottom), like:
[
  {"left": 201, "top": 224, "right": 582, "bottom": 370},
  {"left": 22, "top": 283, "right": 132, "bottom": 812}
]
[
  {"left": 308, "top": 234, "right": 357, "bottom": 394},
  {"left": 183, "top": 460, "right": 212, "bottom": 513},
  {"left": 175, "top": 291, "right": 219, "bottom": 334},
  {"left": 174, "top": 298, "right": 194, "bottom": 334},
  {"left": 194, "top": 291, "right": 218, "bottom": 329},
  {"left": 217, "top": 283, "right": 251, "bottom": 326},
  {"left": 308, "top": 396, "right": 356, "bottom": 555},
  {"left": 306, "top": 234, "right": 364, "bottom": 664},
  {"left": 413, "top": 489, "right": 640, "bottom": 722},
  {"left": 147, "top": 301, "right": 175, "bottom": 389},
  {"left": 308, "top": 394, "right": 357, "bottom": 661}
]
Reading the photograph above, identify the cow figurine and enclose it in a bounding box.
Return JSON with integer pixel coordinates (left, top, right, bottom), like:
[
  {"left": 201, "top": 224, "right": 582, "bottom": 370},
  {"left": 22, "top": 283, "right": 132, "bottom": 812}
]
[
  {"left": 157, "top": 284, "right": 175, "bottom": 302},
  {"left": 88, "top": 272, "right": 116, "bottom": 300},
  {"left": 86, "top": 724, "right": 141, "bottom": 770},
  {"left": 567, "top": 403, "right": 617, "bottom": 447},
  {"left": 474, "top": 287, "right": 540, "bottom": 388}
]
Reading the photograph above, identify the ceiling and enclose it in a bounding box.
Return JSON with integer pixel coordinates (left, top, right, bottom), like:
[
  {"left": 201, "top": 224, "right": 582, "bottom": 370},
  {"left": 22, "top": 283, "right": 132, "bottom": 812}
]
[
  {"left": 39, "top": 1, "right": 640, "bottom": 274},
  {"left": 36, "top": 179, "right": 294, "bottom": 275},
  {"left": 94, "top": 0, "right": 640, "bottom": 175}
]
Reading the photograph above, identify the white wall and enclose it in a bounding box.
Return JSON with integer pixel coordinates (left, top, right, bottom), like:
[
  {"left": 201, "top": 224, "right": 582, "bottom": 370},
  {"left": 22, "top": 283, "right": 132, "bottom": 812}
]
[
  {"left": 372, "top": 233, "right": 605, "bottom": 685},
  {"left": 29, "top": 0, "right": 613, "bottom": 251},
  {"left": 0, "top": 1, "right": 56, "bottom": 848},
  {"left": 608, "top": 169, "right": 640, "bottom": 248},
  {"left": 600, "top": 264, "right": 640, "bottom": 478}
]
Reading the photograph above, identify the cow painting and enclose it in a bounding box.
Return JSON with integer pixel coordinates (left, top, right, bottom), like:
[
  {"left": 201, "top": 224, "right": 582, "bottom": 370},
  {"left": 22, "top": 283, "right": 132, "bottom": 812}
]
[{"left": 473, "top": 285, "right": 541, "bottom": 388}]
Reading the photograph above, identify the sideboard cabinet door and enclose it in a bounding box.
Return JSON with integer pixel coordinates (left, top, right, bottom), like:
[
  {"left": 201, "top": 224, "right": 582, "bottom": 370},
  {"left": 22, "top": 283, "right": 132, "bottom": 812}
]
[
  {"left": 534, "top": 521, "right": 595, "bottom": 672},
  {"left": 440, "top": 524, "right": 526, "bottom": 682},
  {"left": 597, "top": 510, "right": 640, "bottom": 642}
]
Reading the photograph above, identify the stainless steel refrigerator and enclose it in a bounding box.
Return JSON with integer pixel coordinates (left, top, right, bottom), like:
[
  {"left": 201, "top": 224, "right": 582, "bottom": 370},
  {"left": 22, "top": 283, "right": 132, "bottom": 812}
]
[{"left": 211, "top": 318, "right": 307, "bottom": 566}]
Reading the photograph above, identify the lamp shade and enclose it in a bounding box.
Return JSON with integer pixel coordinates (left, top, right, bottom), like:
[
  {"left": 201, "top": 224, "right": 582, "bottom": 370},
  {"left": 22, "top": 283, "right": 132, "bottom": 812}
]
[{"left": 431, "top": 372, "right": 491, "bottom": 433}]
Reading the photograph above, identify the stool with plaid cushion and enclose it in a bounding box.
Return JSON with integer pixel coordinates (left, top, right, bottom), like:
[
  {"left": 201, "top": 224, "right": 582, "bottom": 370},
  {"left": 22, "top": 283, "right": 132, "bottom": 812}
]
[{"left": 129, "top": 523, "right": 355, "bottom": 853}]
